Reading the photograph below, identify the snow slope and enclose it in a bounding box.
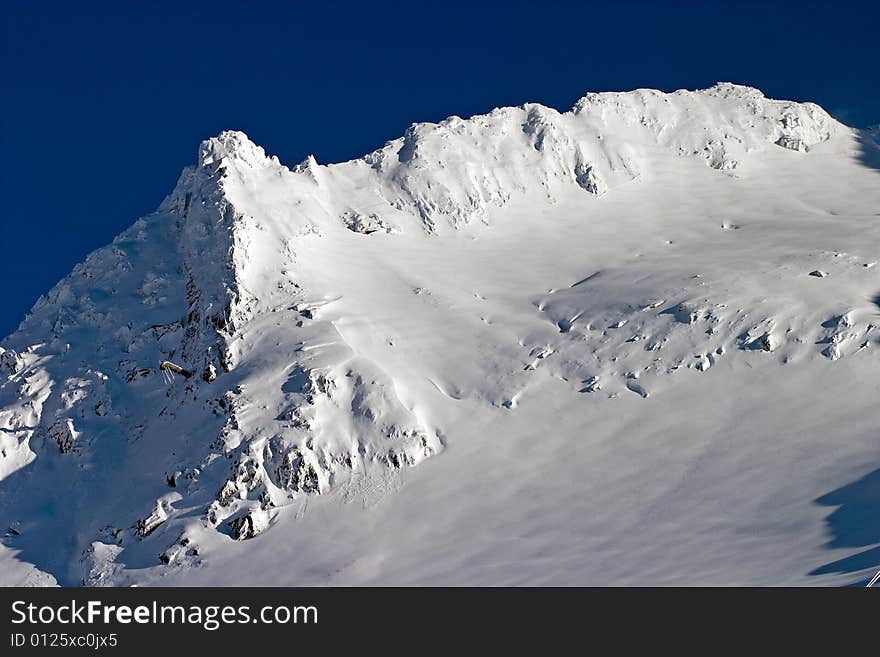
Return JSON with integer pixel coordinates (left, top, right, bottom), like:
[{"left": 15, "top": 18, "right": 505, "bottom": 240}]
[{"left": 1, "top": 83, "right": 878, "bottom": 586}]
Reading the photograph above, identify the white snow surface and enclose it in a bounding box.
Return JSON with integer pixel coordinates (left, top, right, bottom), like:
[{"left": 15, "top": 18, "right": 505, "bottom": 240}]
[{"left": 1, "top": 83, "right": 879, "bottom": 586}]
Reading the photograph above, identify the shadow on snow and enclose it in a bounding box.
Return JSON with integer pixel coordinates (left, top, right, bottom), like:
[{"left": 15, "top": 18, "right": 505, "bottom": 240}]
[
  {"left": 810, "top": 467, "right": 880, "bottom": 586},
  {"left": 855, "top": 128, "right": 880, "bottom": 171}
]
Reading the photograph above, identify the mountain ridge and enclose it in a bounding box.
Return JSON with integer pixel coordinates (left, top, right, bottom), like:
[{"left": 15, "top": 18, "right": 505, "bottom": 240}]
[{"left": 161, "top": 82, "right": 843, "bottom": 233}]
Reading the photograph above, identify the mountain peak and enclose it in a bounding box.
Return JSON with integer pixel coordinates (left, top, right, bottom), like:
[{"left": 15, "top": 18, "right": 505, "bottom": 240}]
[
  {"left": 702, "top": 81, "right": 765, "bottom": 99},
  {"left": 198, "top": 130, "right": 272, "bottom": 170}
]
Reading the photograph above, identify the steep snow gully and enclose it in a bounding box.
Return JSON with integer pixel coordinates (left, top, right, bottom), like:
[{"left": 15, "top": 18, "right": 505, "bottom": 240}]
[{"left": 1, "top": 83, "right": 879, "bottom": 586}]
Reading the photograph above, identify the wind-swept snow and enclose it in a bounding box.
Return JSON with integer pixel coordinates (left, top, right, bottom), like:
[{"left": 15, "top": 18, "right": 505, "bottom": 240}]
[{"left": 1, "top": 83, "right": 878, "bottom": 586}]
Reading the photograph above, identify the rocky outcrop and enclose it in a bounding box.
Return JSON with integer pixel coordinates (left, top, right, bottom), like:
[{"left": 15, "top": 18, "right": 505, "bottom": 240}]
[
  {"left": 47, "top": 418, "right": 78, "bottom": 454},
  {"left": 0, "top": 348, "right": 23, "bottom": 377},
  {"left": 136, "top": 501, "right": 169, "bottom": 538}
]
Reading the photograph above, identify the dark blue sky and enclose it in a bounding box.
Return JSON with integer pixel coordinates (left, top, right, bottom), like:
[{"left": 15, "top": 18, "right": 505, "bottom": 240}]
[{"left": 2, "top": 0, "right": 877, "bottom": 338}]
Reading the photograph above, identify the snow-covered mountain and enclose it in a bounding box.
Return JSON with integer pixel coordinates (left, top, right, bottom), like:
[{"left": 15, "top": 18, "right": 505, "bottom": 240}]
[{"left": 1, "top": 83, "right": 878, "bottom": 586}]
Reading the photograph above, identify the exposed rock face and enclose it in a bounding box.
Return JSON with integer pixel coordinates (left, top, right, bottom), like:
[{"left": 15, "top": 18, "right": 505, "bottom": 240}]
[
  {"left": 137, "top": 502, "right": 168, "bottom": 538},
  {"left": 227, "top": 510, "right": 269, "bottom": 541},
  {"left": 0, "top": 348, "right": 23, "bottom": 377},
  {"left": 574, "top": 162, "right": 607, "bottom": 195},
  {"left": 202, "top": 363, "right": 217, "bottom": 383},
  {"left": 343, "top": 211, "right": 396, "bottom": 234},
  {"left": 776, "top": 136, "right": 808, "bottom": 152},
  {"left": 47, "top": 418, "right": 78, "bottom": 453}
]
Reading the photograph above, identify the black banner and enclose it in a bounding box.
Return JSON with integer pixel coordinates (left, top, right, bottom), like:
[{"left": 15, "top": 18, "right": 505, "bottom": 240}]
[{"left": 0, "top": 586, "right": 873, "bottom": 652}]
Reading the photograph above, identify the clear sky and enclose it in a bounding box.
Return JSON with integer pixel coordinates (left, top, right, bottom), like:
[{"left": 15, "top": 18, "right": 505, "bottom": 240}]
[{"left": 2, "top": 0, "right": 877, "bottom": 338}]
